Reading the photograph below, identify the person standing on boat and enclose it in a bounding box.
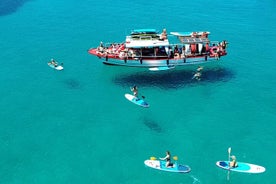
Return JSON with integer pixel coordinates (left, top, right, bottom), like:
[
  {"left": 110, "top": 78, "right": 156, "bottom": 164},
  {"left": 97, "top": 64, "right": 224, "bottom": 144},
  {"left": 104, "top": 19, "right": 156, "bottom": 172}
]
[
  {"left": 131, "top": 85, "right": 138, "bottom": 97},
  {"left": 160, "top": 151, "right": 172, "bottom": 168},
  {"left": 97, "top": 41, "right": 104, "bottom": 53}
]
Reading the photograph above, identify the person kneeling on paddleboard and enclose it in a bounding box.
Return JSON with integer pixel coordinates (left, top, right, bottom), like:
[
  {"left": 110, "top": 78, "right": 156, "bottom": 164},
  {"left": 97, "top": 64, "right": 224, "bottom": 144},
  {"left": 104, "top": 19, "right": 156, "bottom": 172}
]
[
  {"left": 230, "top": 155, "right": 238, "bottom": 168},
  {"left": 160, "top": 151, "right": 173, "bottom": 168},
  {"left": 131, "top": 85, "right": 138, "bottom": 97}
]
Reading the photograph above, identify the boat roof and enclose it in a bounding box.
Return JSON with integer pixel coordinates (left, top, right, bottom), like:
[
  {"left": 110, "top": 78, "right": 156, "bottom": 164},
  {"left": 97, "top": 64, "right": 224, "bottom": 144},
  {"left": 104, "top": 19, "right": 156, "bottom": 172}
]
[
  {"left": 126, "top": 29, "right": 169, "bottom": 48},
  {"left": 125, "top": 29, "right": 211, "bottom": 48},
  {"left": 170, "top": 31, "right": 210, "bottom": 43},
  {"left": 125, "top": 38, "right": 169, "bottom": 48},
  {"left": 170, "top": 31, "right": 210, "bottom": 37},
  {"left": 131, "top": 29, "right": 158, "bottom": 35}
]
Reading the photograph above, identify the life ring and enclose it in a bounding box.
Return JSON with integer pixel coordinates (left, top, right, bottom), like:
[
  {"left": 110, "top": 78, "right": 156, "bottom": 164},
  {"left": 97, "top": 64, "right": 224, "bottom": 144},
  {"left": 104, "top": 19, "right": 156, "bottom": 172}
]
[{"left": 209, "top": 46, "right": 218, "bottom": 57}]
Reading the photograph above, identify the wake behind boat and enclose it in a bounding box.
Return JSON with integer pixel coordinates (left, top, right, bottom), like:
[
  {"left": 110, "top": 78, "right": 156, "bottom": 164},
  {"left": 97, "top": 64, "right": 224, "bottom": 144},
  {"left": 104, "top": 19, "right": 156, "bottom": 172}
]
[{"left": 88, "top": 28, "right": 228, "bottom": 68}]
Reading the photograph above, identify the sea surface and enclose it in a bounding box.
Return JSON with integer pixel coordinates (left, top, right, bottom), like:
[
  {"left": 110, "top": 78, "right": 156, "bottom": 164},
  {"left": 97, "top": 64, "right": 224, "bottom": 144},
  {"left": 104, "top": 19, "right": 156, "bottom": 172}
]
[{"left": 0, "top": 0, "right": 275, "bottom": 183}]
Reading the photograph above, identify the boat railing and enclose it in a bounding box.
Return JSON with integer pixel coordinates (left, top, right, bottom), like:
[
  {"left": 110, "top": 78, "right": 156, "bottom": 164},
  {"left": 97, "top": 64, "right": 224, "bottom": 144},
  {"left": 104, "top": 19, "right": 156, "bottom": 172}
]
[{"left": 128, "top": 35, "right": 160, "bottom": 41}]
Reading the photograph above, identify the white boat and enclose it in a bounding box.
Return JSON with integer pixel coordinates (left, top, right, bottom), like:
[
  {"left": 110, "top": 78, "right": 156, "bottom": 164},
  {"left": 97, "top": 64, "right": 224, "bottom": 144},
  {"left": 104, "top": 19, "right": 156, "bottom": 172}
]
[{"left": 88, "top": 29, "right": 228, "bottom": 68}]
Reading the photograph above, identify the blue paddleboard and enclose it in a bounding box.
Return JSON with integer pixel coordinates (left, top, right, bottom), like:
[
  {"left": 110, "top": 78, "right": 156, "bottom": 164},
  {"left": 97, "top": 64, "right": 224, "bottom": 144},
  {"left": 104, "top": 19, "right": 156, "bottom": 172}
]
[
  {"left": 216, "top": 161, "right": 265, "bottom": 173},
  {"left": 144, "top": 160, "right": 191, "bottom": 173},
  {"left": 125, "top": 94, "right": 149, "bottom": 108}
]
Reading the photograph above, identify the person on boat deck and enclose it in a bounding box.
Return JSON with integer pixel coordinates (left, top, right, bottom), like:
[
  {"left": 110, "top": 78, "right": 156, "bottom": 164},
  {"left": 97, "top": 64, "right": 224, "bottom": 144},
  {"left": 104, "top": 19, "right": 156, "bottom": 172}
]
[
  {"left": 202, "top": 31, "right": 208, "bottom": 38},
  {"left": 97, "top": 41, "right": 104, "bottom": 53},
  {"left": 160, "top": 29, "right": 167, "bottom": 40},
  {"left": 230, "top": 155, "right": 238, "bottom": 168},
  {"left": 50, "top": 58, "right": 58, "bottom": 67},
  {"left": 160, "top": 151, "right": 173, "bottom": 168},
  {"left": 131, "top": 85, "right": 138, "bottom": 97},
  {"left": 174, "top": 45, "right": 180, "bottom": 58},
  {"left": 181, "top": 46, "right": 186, "bottom": 58},
  {"left": 192, "top": 32, "right": 198, "bottom": 38}
]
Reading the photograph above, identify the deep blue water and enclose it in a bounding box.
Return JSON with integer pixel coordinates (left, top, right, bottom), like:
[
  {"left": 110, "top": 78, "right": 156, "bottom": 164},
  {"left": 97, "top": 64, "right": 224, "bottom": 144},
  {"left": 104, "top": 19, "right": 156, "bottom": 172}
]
[{"left": 0, "top": 0, "right": 275, "bottom": 183}]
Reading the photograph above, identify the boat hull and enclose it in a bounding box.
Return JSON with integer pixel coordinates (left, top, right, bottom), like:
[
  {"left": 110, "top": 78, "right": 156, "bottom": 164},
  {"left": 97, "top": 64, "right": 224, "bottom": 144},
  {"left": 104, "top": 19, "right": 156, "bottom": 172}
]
[{"left": 89, "top": 48, "right": 222, "bottom": 67}]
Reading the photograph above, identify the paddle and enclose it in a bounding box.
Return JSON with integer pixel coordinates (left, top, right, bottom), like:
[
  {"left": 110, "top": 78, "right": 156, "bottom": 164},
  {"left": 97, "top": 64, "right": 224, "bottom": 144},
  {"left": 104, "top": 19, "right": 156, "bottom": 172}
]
[
  {"left": 227, "top": 147, "right": 231, "bottom": 180},
  {"left": 150, "top": 156, "right": 178, "bottom": 161}
]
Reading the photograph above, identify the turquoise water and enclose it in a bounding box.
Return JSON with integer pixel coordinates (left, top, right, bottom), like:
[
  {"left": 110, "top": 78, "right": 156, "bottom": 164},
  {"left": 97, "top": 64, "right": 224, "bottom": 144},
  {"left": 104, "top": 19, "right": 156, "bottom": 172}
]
[{"left": 0, "top": 0, "right": 275, "bottom": 183}]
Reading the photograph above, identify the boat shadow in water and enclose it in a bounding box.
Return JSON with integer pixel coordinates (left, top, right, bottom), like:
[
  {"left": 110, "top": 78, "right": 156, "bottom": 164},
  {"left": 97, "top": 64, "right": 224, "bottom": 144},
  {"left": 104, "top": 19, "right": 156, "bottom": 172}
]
[
  {"left": 113, "top": 67, "right": 234, "bottom": 89},
  {"left": 0, "top": 0, "right": 32, "bottom": 16},
  {"left": 142, "top": 117, "right": 162, "bottom": 133}
]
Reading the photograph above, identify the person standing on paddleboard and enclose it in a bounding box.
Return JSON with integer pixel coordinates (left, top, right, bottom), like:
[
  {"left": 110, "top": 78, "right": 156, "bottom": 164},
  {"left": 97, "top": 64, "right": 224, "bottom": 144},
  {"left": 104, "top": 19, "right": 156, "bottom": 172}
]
[{"left": 160, "top": 151, "right": 172, "bottom": 168}]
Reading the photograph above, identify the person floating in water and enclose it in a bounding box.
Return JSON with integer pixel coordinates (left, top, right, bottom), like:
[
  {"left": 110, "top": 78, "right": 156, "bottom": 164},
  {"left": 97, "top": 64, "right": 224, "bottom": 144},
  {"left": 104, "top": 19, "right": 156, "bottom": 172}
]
[
  {"left": 160, "top": 151, "right": 173, "bottom": 168},
  {"left": 197, "top": 66, "right": 203, "bottom": 72},
  {"left": 193, "top": 66, "right": 203, "bottom": 81},
  {"left": 130, "top": 85, "right": 138, "bottom": 97}
]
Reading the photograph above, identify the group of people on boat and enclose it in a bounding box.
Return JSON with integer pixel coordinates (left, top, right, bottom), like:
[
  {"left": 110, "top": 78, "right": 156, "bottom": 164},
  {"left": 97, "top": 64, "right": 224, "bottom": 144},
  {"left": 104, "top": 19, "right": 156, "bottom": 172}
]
[
  {"left": 96, "top": 41, "right": 227, "bottom": 61},
  {"left": 92, "top": 28, "right": 228, "bottom": 66}
]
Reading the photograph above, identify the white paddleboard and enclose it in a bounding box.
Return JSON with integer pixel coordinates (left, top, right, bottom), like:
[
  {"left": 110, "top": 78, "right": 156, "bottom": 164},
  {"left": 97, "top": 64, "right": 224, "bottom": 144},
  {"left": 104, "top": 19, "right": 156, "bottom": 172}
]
[
  {"left": 216, "top": 161, "right": 265, "bottom": 174},
  {"left": 144, "top": 160, "right": 191, "bottom": 173},
  {"left": 48, "top": 63, "right": 63, "bottom": 70},
  {"left": 125, "top": 93, "right": 149, "bottom": 108}
]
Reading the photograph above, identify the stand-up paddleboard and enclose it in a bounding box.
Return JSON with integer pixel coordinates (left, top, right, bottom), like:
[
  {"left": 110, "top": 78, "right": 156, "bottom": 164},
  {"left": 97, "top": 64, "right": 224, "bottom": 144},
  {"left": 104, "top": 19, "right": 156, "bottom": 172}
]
[
  {"left": 125, "top": 94, "right": 149, "bottom": 108},
  {"left": 48, "top": 62, "right": 63, "bottom": 71},
  {"left": 149, "top": 65, "right": 175, "bottom": 71},
  {"left": 216, "top": 161, "right": 265, "bottom": 174},
  {"left": 144, "top": 160, "right": 191, "bottom": 173}
]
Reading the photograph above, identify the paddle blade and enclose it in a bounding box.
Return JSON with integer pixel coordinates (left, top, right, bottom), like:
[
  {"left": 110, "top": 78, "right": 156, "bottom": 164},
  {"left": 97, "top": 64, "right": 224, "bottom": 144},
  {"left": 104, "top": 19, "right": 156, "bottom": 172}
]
[
  {"left": 228, "top": 147, "right": 231, "bottom": 154},
  {"left": 173, "top": 156, "right": 178, "bottom": 161},
  {"left": 150, "top": 157, "right": 157, "bottom": 160}
]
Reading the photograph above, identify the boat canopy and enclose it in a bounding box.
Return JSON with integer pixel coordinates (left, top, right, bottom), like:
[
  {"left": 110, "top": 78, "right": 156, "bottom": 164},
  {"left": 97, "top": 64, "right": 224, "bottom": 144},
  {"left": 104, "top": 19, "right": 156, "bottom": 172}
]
[
  {"left": 125, "top": 39, "right": 170, "bottom": 48},
  {"left": 126, "top": 29, "right": 169, "bottom": 48},
  {"left": 170, "top": 31, "right": 210, "bottom": 37},
  {"left": 131, "top": 29, "right": 158, "bottom": 35},
  {"left": 170, "top": 31, "right": 210, "bottom": 44}
]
